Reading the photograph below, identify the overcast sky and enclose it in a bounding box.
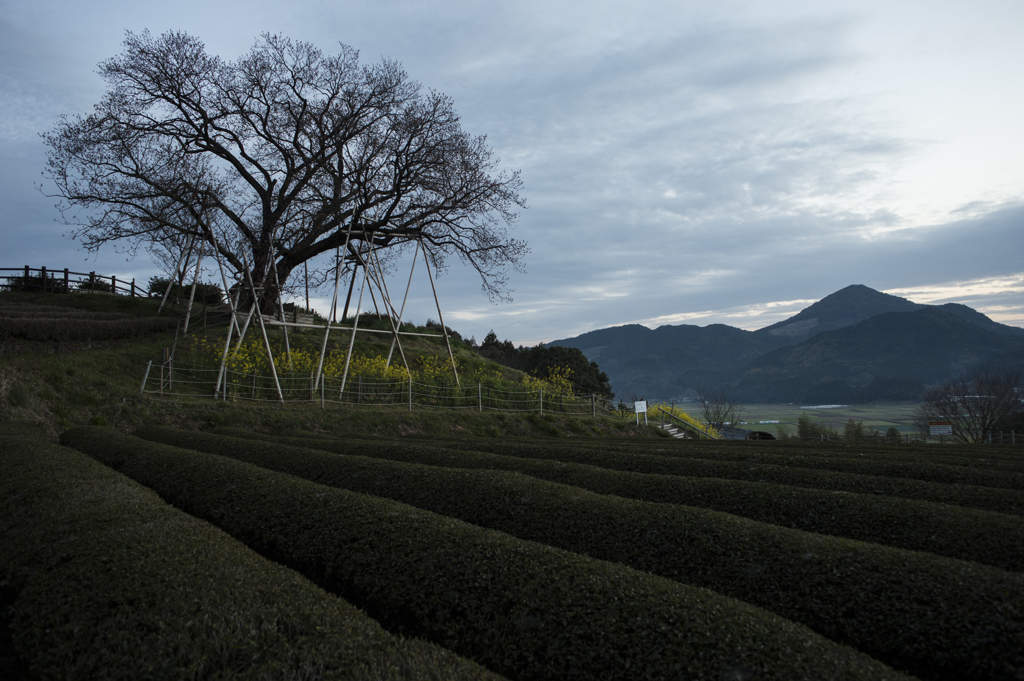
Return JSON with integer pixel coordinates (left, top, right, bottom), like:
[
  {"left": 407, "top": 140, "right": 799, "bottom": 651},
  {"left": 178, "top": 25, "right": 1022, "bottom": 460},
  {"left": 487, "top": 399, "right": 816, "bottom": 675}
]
[{"left": 2, "top": 0, "right": 1022, "bottom": 345}]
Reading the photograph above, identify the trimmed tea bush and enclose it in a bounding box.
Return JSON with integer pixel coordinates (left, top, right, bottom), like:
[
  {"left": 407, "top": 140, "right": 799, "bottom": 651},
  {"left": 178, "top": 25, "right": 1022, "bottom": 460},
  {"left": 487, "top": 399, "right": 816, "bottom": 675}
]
[
  {"left": 527, "top": 441, "right": 1024, "bottom": 490},
  {"left": 215, "top": 428, "right": 1024, "bottom": 536},
  {"left": 61, "top": 426, "right": 910, "bottom": 681},
  {"left": 397, "top": 435, "right": 1024, "bottom": 516},
  {"left": 140, "top": 426, "right": 1024, "bottom": 681},
  {"left": 0, "top": 424, "right": 498, "bottom": 680}
]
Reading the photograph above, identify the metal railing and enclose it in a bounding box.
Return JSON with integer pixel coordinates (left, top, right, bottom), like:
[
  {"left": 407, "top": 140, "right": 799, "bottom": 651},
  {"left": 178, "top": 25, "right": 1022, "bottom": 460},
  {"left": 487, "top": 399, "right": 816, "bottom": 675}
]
[{"left": 655, "top": 406, "right": 719, "bottom": 439}]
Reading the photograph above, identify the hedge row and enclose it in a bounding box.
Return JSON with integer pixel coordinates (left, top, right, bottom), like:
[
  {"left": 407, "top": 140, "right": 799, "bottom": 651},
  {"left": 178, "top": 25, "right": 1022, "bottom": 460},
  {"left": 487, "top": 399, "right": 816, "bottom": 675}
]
[
  {"left": 407, "top": 435, "right": 1024, "bottom": 516},
  {"left": 217, "top": 428, "right": 1024, "bottom": 518},
  {"left": 643, "top": 443, "right": 1024, "bottom": 488},
  {"left": 205, "top": 427, "right": 1024, "bottom": 572},
  {"left": 420, "top": 437, "right": 1024, "bottom": 490},
  {"left": 60, "top": 426, "right": 911, "bottom": 681},
  {"left": 397, "top": 432, "right": 1024, "bottom": 469},
  {"left": 0, "top": 316, "right": 178, "bottom": 341},
  {"left": 544, "top": 437, "right": 1024, "bottom": 474},
  {"left": 140, "top": 426, "right": 1024, "bottom": 681},
  {"left": 0, "top": 426, "right": 498, "bottom": 680}
]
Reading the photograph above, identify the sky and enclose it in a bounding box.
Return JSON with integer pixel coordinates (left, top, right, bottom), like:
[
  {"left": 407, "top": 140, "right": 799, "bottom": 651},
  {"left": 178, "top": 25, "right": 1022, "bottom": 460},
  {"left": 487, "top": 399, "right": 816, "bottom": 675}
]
[{"left": 2, "top": 0, "right": 1022, "bottom": 346}]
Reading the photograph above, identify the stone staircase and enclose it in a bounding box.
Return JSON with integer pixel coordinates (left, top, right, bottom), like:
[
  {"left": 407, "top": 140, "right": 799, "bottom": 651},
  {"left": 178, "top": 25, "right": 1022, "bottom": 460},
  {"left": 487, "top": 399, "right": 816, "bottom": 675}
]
[{"left": 659, "top": 424, "right": 687, "bottom": 439}]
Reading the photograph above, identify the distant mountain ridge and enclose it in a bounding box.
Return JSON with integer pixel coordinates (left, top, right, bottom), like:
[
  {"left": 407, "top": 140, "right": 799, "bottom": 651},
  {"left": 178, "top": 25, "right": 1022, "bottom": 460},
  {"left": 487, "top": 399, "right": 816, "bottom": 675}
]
[
  {"left": 547, "top": 285, "right": 1024, "bottom": 403},
  {"left": 755, "top": 285, "right": 925, "bottom": 342}
]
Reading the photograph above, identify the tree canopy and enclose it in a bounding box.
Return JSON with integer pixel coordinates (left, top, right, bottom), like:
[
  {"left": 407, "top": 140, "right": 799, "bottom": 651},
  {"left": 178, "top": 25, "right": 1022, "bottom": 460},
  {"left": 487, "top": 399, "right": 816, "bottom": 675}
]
[
  {"left": 43, "top": 31, "right": 527, "bottom": 309},
  {"left": 915, "top": 369, "right": 1022, "bottom": 443},
  {"left": 478, "top": 331, "right": 615, "bottom": 398}
]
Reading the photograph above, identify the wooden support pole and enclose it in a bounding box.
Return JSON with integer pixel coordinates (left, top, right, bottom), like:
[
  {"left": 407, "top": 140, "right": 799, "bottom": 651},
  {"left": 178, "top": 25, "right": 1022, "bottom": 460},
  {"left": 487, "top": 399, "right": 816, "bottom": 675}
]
[
  {"left": 366, "top": 244, "right": 410, "bottom": 377},
  {"left": 315, "top": 229, "right": 353, "bottom": 392},
  {"left": 183, "top": 252, "right": 204, "bottom": 334},
  {"left": 158, "top": 237, "right": 193, "bottom": 313},
  {"left": 387, "top": 240, "right": 419, "bottom": 367},
  {"left": 422, "top": 248, "right": 460, "bottom": 387},
  {"left": 339, "top": 264, "right": 369, "bottom": 400},
  {"left": 140, "top": 361, "right": 153, "bottom": 394},
  {"left": 268, "top": 240, "right": 291, "bottom": 368},
  {"left": 242, "top": 256, "right": 283, "bottom": 403}
]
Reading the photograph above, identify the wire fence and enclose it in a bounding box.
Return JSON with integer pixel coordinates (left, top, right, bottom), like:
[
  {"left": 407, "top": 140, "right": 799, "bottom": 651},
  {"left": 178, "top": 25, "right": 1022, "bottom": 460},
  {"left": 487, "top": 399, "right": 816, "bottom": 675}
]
[{"left": 142, "top": 359, "right": 620, "bottom": 416}]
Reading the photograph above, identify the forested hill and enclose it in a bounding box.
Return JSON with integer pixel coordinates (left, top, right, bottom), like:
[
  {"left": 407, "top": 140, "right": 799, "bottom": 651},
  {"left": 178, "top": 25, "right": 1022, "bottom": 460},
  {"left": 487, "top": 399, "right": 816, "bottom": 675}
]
[{"left": 547, "top": 285, "right": 1024, "bottom": 403}]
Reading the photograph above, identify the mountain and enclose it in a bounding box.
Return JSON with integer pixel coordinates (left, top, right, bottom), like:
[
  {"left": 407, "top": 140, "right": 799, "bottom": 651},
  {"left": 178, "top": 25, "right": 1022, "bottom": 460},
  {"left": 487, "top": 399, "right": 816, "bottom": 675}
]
[
  {"left": 755, "top": 284, "right": 924, "bottom": 342},
  {"left": 547, "top": 285, "right": 1024, "bottom": 403}
]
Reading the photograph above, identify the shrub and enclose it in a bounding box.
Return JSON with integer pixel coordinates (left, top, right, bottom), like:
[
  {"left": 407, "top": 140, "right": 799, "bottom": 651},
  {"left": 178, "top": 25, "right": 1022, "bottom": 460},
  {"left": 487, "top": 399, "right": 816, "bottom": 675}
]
[
  {"left": 62, "top": 426, "right": 909, "bottom": 681},
  {"left": 2, "top": 273, "right": 70, "bottom": 293},
  {"left": 75, "top": 277, "right": 113, "bottom": 293},
  {"left": 147, "top": 277, "right": 224, "bottom": 305}
]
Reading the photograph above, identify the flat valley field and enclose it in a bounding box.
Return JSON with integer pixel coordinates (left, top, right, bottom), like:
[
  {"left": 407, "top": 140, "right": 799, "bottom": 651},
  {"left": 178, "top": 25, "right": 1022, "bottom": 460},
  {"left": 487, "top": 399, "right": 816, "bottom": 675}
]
[{"left": 734, "top": 402, "right": 922, "bottom": 432}]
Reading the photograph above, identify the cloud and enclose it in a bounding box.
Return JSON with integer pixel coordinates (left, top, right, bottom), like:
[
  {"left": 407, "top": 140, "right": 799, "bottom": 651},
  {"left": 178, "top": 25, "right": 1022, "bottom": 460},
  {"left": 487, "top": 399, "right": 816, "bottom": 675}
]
[{"left": 1, "top": 0, "right": 1022, "bottom": 350}]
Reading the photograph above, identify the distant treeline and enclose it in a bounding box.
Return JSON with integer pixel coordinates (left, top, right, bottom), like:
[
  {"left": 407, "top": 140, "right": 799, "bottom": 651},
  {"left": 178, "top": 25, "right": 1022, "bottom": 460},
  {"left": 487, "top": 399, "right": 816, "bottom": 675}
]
[{"left": 476, "top": 331, "right": 614, "bottom": 398}]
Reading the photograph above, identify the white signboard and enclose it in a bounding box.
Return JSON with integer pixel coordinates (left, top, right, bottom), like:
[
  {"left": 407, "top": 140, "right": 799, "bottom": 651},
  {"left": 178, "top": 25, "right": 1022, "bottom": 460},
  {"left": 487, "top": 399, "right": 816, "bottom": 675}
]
[
  {"left": 634, "top": 400, "right": 647, "bottom": 426},
  {"left": 929, "top": 421, "right": 953, "bottom": 436}
]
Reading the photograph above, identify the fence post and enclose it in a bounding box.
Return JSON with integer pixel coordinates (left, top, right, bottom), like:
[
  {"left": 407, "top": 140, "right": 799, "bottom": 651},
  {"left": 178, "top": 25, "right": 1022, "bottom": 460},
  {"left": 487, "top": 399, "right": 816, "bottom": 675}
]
[
  {"left": 63, "top": 268, "right": 69, "bottom": 293},
  {"left": 131, "top": 278, "right": 136, "bottom": 297},
  {"left": 540, "top": 389, "right": 543, "bottom": 415},
  {"left": 90, "top": 272, "right": 95, "bottom": 293},
  {"left": 408, "top": 377, "right": 413, "bottom": 412},
  {"left": 41, "top": 266, "right": 47, "bottom": 293},
  {"left": 592, "top": 393, "right": 596, "bottom": 418},
  {"left": 478, "top": 383, "right": 482, "bottom": 412},
  {"left": 23, "top": 265, "right": 29, "bottom": 292},
  {"left": 111, "top": 275, "right": 117, "bottom": 295}
]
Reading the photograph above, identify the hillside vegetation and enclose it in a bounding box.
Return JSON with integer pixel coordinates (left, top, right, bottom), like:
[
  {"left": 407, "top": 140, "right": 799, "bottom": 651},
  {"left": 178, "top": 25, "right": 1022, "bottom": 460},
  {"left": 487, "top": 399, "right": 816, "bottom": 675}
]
[{"left": 0, "top": 290, "right": 658, "bottom": 439}]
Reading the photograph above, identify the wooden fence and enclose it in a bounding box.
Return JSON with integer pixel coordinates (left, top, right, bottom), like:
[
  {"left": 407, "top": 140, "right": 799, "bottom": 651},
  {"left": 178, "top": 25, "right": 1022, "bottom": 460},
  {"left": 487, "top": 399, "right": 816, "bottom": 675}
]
[{"left": 1, "top": 266, "right": 143, "bottom": 297}]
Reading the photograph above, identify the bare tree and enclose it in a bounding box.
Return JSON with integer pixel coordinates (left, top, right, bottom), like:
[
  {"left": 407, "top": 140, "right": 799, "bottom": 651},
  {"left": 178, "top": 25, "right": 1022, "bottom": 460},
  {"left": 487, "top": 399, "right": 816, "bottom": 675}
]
[
  {"left": 697, "top": 385, "right": 743, "bottom": 436},
  {"left": 915, "top": 369, "right": 1022, "bottom": 443},
  {"left": 42, "top": 31, "right": 527, "bottom": 312}
]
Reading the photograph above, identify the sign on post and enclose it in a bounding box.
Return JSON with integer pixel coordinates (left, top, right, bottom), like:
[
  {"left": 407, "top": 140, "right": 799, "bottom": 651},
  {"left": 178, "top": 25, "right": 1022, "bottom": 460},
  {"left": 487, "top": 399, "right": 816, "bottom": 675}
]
[
  {"left": 635, "top": 400, "right": 647, "bottom": 426},
  {"left": 929, "top": 421, "right": 953, "bottom": 436}
]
